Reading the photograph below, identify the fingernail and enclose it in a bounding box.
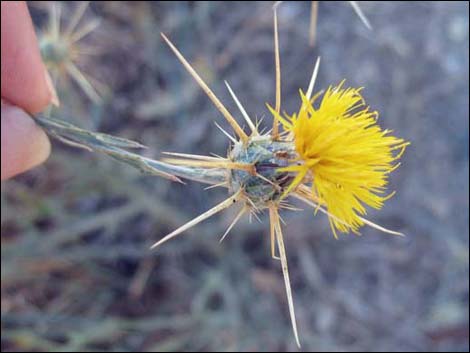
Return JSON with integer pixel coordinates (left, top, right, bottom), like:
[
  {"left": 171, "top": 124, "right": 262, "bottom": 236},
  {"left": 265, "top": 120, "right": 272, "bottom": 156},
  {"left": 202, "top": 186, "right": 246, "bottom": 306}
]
[{"left": 43, "top": 67, "right": 60, "bottom": 107}]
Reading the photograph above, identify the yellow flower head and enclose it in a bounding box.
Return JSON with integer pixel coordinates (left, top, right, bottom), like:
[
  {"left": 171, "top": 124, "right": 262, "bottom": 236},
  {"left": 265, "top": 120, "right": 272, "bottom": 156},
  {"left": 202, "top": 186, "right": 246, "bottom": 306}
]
[
  {"left": 34, "top": 4, "right": 410, "bottom": 348},
  {"left": 276, "top": 81, "right": 409, "bottom": 238}
]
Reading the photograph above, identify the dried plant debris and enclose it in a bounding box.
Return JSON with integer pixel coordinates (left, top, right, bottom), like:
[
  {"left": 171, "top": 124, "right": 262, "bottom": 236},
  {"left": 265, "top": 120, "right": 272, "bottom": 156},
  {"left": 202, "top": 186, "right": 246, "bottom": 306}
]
[
  {"left": 36, "top": 5, "right": 408, "bottom": 348},
  {"left": 308, "top": 1, "right": 372, "bottom": 47}
]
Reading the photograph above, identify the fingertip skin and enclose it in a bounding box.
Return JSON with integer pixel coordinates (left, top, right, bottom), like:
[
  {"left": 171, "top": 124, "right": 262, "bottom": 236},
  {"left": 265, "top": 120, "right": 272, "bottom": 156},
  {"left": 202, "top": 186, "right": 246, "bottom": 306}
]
[
  {"left": 1, "top": 105, "right": 50, "bottom": 180},
  {"left": 1, "top": 1, "right": 52, "bottom": 113}
]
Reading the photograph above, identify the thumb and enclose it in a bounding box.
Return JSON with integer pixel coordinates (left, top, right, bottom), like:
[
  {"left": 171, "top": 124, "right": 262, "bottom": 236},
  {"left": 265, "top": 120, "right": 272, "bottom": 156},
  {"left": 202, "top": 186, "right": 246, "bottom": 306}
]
[{"left": 1, "top": 104, "right": 50, "bottom": 180}]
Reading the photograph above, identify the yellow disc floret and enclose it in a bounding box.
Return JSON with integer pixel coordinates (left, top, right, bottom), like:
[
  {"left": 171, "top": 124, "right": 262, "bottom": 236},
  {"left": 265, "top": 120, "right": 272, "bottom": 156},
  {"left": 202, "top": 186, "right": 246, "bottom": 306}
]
[{"left": 271, "top": 81, "right": 409, "bottom": 238}]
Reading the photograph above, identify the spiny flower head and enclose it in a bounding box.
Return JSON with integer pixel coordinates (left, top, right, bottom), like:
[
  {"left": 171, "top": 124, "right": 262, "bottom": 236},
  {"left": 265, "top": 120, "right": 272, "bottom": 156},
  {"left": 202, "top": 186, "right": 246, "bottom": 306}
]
[
  {"left": 37, "top": 5, "right": 409, "bottom": 349},
  {"left": 146, "top": 27, "right": 408, "bottom": 345},
  {"left": 273, "top": 82, "right": 409, "bottom": 237}
]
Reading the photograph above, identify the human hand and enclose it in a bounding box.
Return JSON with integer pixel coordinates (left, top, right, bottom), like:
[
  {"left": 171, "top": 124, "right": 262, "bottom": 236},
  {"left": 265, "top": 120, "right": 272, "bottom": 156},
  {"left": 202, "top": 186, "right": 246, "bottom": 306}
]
[{"left": 1, "top": 1, "right": 58, "bottom": 180}]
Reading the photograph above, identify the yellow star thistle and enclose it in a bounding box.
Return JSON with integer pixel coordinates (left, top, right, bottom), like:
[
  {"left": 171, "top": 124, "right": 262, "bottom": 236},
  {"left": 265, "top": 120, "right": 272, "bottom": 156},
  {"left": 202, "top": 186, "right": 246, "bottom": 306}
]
[
  {"left": 270, "top": 83, "right": 409, "bottom": 238},
  {"left": 36, "top": 5, "right": 409, "bottom": 349}
]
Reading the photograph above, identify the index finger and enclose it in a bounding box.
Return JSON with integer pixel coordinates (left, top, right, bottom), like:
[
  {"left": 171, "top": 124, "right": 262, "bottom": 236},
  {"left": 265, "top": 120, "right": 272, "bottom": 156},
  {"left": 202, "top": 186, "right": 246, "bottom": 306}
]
[{"left": 1, "top": 1, "right": 52, "bottom": 114}]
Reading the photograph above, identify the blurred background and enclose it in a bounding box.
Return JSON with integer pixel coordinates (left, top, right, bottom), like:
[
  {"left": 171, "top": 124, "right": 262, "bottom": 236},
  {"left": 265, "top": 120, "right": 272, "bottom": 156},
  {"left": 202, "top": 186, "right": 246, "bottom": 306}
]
[{"left": 2, "top": 1, "right": 469, "bottom": 351}]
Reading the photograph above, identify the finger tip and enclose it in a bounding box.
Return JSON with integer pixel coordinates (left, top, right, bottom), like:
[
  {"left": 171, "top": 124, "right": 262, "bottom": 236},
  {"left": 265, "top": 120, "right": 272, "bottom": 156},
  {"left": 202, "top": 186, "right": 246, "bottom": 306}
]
[
  {"left": 1, "top": 1, "right": 54, "bottom": 114},
  {"left": 1, "top": 105, "right": 50, "bottom": 180}
]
